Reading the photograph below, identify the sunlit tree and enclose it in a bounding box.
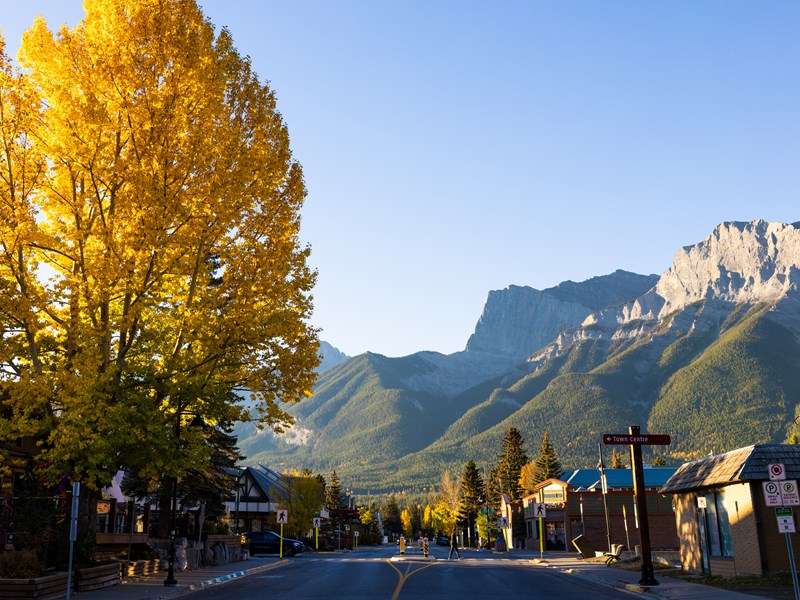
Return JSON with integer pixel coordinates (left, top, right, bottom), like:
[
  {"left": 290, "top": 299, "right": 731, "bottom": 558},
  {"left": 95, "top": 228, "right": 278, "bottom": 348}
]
[
  {"left": 496, "top": 427, "right": 529, "bottom": 502},
  {"left": 0, "top": 0, "right": 318, "bottom": 522},
  {"left": 277, "top": 472, "right": 324, "bottom": 539}
]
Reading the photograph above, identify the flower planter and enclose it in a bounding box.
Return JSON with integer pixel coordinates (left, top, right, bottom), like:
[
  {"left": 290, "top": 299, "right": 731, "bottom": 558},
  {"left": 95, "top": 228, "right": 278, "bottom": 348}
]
[
  {"left": 75, "top": 563, "right": 120, "bottom": 592},
  {"left": 0, "top": 571, "right": 69, "bottom": 599}
]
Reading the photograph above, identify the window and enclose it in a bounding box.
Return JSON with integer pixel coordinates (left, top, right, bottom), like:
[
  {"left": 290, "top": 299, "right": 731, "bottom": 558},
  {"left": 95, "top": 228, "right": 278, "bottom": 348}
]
[{"left": 702, "top": 490, "right": 733, "bottom": 557}]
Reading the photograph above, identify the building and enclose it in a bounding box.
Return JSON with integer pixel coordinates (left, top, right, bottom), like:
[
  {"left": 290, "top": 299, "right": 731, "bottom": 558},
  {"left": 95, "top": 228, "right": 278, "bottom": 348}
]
[
  {"left": 660, "top": 444, "right": 800, "bottom": 578},
  {"left": 522, "top": 467, "right": 679, "bottom": 554},
  {"left": 225, "top": 465, "right": 289, "bottom": 532}
]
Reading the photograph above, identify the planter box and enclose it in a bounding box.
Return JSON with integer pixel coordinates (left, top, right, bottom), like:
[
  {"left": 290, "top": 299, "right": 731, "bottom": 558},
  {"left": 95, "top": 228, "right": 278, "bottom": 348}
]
[
  {"left": 75, "top": 563, "right": 119, "bottom": 592},
  {"left": 206, "top": 534, "right": 241, "bottom": 544},
  {"left": 0, "top": 572, "right": 69, "bottom": 599},
  {"left": 120, "top": 559, "right": 160, "bottom": 577}
]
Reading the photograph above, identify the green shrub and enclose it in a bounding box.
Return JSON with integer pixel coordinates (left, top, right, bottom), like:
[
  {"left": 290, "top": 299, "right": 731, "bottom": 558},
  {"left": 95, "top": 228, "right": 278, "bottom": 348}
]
[{"left": 0, "top": 550, "right": 45, "bottom": 578}]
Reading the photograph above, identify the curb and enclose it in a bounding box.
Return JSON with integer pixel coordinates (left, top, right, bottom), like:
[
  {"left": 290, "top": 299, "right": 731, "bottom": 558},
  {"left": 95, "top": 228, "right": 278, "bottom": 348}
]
[{"left": 190, "top": 559, "right": 289, "bottom": 591}]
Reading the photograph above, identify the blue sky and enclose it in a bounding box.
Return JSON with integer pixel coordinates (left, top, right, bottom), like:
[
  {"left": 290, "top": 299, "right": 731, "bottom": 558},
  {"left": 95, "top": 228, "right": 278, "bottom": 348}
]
[{"left": 3, "top": 1, "right": 799, "bottom": 358}]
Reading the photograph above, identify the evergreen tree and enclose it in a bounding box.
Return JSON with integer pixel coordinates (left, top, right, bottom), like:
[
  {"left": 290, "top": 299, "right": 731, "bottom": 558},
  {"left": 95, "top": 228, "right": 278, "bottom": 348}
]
[
  {"left": 382, "top": 495, "right": 402, "bottom": 538},
  {"left": 458, "top": 460, "right": 485, "bottom": 546},
  {"left": 325, "top": 470, "right": 343, "bottom": 535},
  {"left": 485, "top": 465, "right": 501, "bottom": 511},
  {"left": 611, "top": 448, "right": 627, "bottom": 468},
  {"left": 496, "top": 427, "right": 529, "bottom": 502},
  {"left": 532, "top": 432, "right": 563, "bottom": 486}
]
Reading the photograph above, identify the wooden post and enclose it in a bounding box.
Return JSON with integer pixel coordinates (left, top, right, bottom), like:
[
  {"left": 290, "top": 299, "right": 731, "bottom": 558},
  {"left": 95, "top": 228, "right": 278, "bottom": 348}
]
[{"left": 629, "top": 425, "right": 658, "bottom": 586}]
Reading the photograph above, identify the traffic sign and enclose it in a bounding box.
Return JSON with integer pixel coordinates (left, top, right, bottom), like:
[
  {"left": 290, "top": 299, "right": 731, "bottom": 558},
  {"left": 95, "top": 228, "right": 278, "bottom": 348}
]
[
  {"left": 764, "top": 481, "right": 784, "bottom": 506},
  {"left": 782, "top": 481, "right": 800, "bottom": 506},
  {"left": 770, "top": 463, "right": 787, "bottom": 481},
  {"left": 777, "top": 508, "right": 796, "bottom": 533},
  {"left": 312, "top": 517, "right": 321, "bottom": 528},
  {"left": 602, "top": 434, "right": 671, "bottom": 445},
  {"left": 534, "top": 503, "right": 547, "bottom": 518},
  {"left": 276, "top": 509, "right": 288, "bottom": 524},
  {"left": 499, "top": 517, "right": 509, "bottom": 528}
]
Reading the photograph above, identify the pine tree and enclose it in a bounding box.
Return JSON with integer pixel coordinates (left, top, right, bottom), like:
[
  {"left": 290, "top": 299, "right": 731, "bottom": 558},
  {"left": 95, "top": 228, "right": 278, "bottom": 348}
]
[
  {"left": 382, "top": 495, "right": 402, "bottom": 538},
  {"left": 496, "top": 427, "right": 529, "bottom": 502},
  {"left": 532, "top": 432, "right": 563, "bottom": 486},
  {"left": 325, "top": 470, "right": 343, "bottom": 535},
  {"left": 458, "top": 460, "right": 485, "bottom": 547},
  {"left": 486, "top": 466, "right": 502, "bottom": 511}
]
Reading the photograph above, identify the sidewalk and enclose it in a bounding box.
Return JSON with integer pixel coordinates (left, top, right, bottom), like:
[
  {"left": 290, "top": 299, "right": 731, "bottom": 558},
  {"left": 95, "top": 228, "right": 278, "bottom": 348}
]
[
  {"left": 73, "top": 556, "right": 287, "bottom": 600},
  {"left": 532, "top": 552, "right": 769, "bottom": 600}
]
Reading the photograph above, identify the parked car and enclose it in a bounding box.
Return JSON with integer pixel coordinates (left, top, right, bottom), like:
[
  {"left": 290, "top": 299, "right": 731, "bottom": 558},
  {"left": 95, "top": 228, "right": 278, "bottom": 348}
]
[
  {"left": 241, "top": 531, "right": 305, "bottom": 556},
  {"left": 436, "top": 535, "right": 449, "bottom": 546}
]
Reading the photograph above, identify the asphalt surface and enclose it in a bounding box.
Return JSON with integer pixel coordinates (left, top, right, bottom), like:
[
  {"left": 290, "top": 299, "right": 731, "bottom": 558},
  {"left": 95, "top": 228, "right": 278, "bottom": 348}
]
[{"left": 71, "top": 547, "right": 772, "bottom": 600}]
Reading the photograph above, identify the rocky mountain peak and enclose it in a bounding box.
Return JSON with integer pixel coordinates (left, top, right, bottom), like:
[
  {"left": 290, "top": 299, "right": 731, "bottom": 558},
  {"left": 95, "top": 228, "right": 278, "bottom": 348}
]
[
  {"left": 655, "top": 220, "right": 800, "bottom": 317},
  {"left": 465, "top": 271, "right": 658, "bottom": 360}
]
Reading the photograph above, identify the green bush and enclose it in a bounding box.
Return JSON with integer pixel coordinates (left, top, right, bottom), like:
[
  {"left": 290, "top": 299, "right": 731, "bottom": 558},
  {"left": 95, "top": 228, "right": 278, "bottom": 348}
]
[{"left": 0, "top": 550, "right": 45, "bottom": 578}]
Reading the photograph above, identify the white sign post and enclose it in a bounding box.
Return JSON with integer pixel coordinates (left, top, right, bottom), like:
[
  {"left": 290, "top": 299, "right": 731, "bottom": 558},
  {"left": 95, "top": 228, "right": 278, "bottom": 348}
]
[{"left": 770, "top": 463, "right": 800, "bottom": 600}]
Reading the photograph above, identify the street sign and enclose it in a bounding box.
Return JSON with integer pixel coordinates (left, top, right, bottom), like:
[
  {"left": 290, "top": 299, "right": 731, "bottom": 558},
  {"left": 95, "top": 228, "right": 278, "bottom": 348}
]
[
  {"left": 602, "top": 434, "right": 671, "bottom": 445},
  {"left": 276, "top": 509, "right": 288, "bottom": 524},
  {"left": 770, "top": 463, "right": 787, "bottom": 481},
  {"left": 764, "top": 481, "right": 784, "bottom": 506},
  {"left": 782, "top": 481, "right": 800, "bottom": 506},
  {"left": 534, "top": 503, "right": 547, "bottom": 518},
  {"left": 312, "top": 517, "right": 321, "bottom": 528},
  {"left": 499, "top": 517, "right": 509, "bottom": 528},
  {"left": 777, "top": 508, "right": 796, "bottom": 533}
]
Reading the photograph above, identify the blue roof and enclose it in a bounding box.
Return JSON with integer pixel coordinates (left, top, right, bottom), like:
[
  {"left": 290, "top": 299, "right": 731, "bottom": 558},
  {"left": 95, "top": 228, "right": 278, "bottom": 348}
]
[{"left": 563, "top": 467, "right": 679, "bottom": 491}]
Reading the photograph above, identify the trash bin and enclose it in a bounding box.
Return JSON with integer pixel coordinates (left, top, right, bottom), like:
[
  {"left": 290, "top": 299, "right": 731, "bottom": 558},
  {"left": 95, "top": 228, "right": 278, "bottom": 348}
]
[{"left": 495, "top": 536, "right": 506, "bottom": 552}]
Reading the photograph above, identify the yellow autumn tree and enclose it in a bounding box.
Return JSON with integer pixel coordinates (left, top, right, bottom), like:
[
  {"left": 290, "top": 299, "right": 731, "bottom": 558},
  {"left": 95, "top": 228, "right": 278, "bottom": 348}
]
[{"left": 0, "top": 0, "right": 318, "bottom": 497}]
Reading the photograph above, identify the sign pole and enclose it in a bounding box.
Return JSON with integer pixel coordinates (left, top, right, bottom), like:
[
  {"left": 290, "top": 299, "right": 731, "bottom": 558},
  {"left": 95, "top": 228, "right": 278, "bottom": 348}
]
[
  {"left": 786, "top": 531, "right": 800, "bottom": 600},
  {"left": 538, "top": 516, "right": 544, "bottom": 560},
  {"left": 280, "top": 522, "right": 284, "bottom": 559},
  {"left": 66, "top": 482, "right": 80, "bottom": 600},
  {"left": 599, "top": 443, "right": 612, "bottom": 552},
  {"left": 629, "top": 425, "right": 658, "bottom": 586},
  {"left": 623, "top": 504, "right": 631, "bottom": 553}
]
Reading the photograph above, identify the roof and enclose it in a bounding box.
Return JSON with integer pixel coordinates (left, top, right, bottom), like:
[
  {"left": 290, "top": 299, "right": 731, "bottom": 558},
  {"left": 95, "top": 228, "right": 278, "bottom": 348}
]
[
  {"left": 660, "top": 444, "right": 800, "bottom": 494},
  {"left": 565, "top": 467, "right": 678, "bottom": 491},
  {"left": 526, "top": 468, "right": 678, "bottom": 495},
  {"left": 241, "top": 464, "right": 289, "bottom": 500}
]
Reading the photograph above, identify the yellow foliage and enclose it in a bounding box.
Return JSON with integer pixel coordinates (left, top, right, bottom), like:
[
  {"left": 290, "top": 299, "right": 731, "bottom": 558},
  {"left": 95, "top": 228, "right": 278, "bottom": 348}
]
[{"left": 0, "top": 1, "right": 318, "bottom": 489}]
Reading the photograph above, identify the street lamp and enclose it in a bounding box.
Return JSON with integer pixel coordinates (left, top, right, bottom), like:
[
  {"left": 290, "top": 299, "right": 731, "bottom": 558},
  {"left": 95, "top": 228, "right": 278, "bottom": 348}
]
[{"left": 164, "top": 412, "right": 205, "bottom": 587}]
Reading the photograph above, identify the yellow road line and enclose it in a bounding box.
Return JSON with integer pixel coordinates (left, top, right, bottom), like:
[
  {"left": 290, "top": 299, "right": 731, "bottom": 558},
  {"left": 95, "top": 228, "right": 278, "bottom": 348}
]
[{"left": 386, "top": 560, "right": 437, "bottom": 600}]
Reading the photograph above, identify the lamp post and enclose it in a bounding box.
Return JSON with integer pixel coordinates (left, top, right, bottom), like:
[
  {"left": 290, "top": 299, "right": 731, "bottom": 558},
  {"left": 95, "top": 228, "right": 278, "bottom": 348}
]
[
  {"left": 163, "top": 475, "right": 178, "bottom": 586},
  {"left": 164, "top": 411, "right": 204, "bottom": 587}
]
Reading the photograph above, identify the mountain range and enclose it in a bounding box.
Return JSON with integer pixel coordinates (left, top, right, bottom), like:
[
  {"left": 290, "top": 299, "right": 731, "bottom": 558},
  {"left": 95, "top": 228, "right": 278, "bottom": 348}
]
[{"left": 234, "top": 220, "right": 800, "bottom": 493}]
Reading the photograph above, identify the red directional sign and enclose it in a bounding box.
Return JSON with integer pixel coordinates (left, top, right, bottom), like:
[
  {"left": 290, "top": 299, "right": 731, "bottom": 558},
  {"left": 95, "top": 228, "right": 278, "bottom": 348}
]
[{"left": 602, "top": 434, "right": 671, "bottom": 445}]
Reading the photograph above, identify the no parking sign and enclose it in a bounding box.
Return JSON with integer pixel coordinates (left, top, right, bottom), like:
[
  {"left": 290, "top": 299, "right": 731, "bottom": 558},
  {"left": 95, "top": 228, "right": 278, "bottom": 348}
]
[{"left": 770, "top": 463, "right": 787, "bottom": 481}]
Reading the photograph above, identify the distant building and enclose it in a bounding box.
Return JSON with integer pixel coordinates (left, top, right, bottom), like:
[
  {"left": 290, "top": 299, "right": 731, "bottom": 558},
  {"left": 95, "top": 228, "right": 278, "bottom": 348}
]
[
  {"left": 225, "top": 465, "right": 289, "bottom": 532},
  {"left": 522, "top": 467, "right": 679, "bottom": 554},
  {"left": 661, "top": 444, "right": 800, "bottom": 578}
]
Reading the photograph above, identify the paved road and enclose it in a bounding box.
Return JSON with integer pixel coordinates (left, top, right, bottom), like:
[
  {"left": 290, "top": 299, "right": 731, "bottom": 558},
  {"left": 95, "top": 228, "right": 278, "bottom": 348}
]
[{"left": 186, "top": 545, "right": 633, "bottom": 600}]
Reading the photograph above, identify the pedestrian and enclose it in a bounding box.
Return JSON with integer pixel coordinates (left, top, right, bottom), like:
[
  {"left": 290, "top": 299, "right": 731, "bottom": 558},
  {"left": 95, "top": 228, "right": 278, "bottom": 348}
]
[{"left": 448, "top": 529, "right": 461, "bottom": 560}]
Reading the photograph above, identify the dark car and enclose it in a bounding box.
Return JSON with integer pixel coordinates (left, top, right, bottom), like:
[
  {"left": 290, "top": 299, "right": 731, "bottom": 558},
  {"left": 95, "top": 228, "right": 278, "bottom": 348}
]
[
  {"left": 241, "top": 531, "right": 305, "bottom": 556},
  {"left": 436, "top": 535, "right": 449, "bottom": 546}
]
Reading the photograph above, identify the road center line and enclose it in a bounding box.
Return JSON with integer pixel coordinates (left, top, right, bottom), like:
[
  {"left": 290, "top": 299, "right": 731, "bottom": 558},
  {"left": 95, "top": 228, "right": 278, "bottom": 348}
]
[{"left": 386, "top": 560, "right": 438, "bottom": 600}]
